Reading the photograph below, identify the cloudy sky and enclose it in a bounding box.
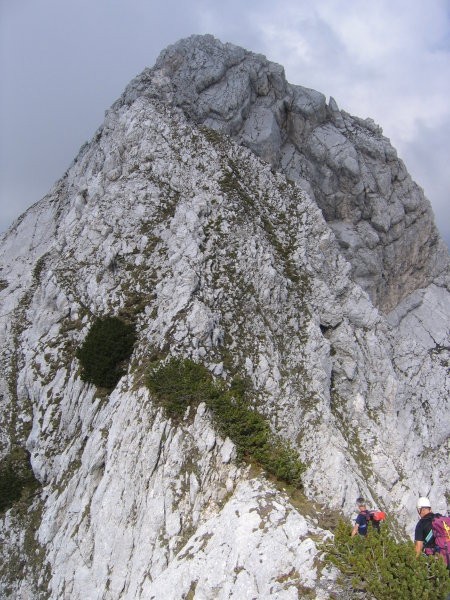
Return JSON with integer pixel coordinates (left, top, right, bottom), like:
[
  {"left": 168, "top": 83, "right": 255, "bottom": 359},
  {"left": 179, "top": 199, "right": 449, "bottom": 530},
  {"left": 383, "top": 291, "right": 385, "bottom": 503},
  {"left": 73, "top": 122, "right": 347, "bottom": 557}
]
[{"left": 1, "top": 0, "right": 449, "bottom": 246}]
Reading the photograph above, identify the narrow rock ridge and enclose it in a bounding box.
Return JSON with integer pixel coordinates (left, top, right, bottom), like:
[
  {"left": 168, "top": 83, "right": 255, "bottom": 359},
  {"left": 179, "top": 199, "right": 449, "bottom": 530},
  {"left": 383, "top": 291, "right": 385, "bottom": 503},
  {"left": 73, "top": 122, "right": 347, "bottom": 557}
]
[{"left": 116, "top": 34, "right": 449, "bottom": 313}]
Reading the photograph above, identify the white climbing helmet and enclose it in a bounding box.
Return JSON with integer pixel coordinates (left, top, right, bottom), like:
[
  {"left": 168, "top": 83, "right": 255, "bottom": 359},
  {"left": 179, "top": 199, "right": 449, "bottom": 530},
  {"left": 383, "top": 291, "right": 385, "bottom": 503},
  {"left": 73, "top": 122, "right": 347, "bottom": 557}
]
[{"left": 417, "top": 497, "right": 431, "bottom": 510}]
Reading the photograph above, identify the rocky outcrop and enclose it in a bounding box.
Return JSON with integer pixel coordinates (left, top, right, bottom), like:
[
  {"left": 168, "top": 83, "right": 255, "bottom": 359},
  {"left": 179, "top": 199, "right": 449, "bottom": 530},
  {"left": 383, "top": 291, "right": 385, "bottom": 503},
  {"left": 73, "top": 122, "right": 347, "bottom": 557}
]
[
  {"left": 117, "top": 34, "right": 449, "bottom": 312},
  {"left": 0, "top": 36, "right": 448, "bottom": 599}
]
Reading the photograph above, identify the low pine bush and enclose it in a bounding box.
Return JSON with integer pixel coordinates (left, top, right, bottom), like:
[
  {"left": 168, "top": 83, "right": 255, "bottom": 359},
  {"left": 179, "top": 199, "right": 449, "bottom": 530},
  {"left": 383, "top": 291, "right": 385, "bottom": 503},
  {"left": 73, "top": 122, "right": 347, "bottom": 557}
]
[
  {"left": 146, "top": 357, "right": 305, "bottom": 487},
  {"left": 322, "top": 520, "right": 450, "bottom": 600},
  {"left": 146, "top": 357, "right": 216, "bottom": 416},
  {"left": 0, "top": 447, "right": 40, "bottom": 513},
  {"left": 0, "top": 464, "right": 24, "bottom": 512},
  {"left": 76, "top": 316, "right": 136, "bottom": 389}
]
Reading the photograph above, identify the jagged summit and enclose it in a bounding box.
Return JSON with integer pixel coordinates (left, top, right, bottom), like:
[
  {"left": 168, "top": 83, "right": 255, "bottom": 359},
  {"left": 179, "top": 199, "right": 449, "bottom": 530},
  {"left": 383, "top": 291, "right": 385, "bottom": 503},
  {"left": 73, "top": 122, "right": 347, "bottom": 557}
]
[
  {"left": 0, "top": 35, "right": 449, "bottom": 599},
  {"left": 118, "top": 34, "right": 449, "bottom": 313}
]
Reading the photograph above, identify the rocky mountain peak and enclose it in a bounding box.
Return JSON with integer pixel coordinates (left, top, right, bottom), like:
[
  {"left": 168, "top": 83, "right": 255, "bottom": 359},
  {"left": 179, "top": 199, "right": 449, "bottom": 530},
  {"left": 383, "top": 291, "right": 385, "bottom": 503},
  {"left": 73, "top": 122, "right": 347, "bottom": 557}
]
[
  {"left": 118, "top": 34, "right": 450, "bottom": 313},
  {"left": 0, "top": 35, "right": 448, "bottom": 599}
]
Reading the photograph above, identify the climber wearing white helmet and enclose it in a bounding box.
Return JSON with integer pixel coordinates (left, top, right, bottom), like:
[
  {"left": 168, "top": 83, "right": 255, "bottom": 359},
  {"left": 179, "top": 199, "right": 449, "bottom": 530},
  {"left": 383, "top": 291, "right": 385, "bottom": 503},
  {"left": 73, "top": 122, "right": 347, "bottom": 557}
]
[{"left": 414, "top": 497, "right": 437, "bottom": 557}]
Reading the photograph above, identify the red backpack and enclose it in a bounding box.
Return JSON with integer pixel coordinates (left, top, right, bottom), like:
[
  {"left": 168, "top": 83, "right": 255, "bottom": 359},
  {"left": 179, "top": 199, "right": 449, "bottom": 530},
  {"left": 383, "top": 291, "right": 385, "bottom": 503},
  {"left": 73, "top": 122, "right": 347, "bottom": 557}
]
[
  {"left": 364, "top": 510, "right": 386, "bottom": 531},
  {"left": 369, "top": 510, "right": 386, "bottom": 523}
]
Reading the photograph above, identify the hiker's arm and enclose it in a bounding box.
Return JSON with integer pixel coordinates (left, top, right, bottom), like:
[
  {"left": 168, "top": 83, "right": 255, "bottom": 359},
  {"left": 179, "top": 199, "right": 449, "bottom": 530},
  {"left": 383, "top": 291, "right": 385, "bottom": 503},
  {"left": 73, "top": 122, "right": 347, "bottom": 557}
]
[
  {"left": 351, "top": 524, "right": 359, "bottom": 537},
  {"left": 415, "top": 540, "right": 423, "bottom": 556}
]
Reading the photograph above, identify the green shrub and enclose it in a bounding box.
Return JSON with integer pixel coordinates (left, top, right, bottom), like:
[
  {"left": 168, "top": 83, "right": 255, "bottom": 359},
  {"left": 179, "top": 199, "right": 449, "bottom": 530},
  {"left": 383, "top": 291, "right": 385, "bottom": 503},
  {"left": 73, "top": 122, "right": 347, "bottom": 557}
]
[
  {"left": 146, "top": 357, "right": 305, "bottom": 487},
  {"left": 76, "top": 316, "right": 136, "bottom": 389},
  {"left": 146, "top": 357, "right": 216, "bottom": 417},
  {"left": 0, "top": 447, "right": 40, "bottom": 513},
  {"left": 255, "top": 438, "right": 304, "bottom": 488},
  {"left": 322, "top": 520, "right": 450, "bottom": 600},
  {"left": 0, "top": 465, "right": 23, "bottom": 512}
]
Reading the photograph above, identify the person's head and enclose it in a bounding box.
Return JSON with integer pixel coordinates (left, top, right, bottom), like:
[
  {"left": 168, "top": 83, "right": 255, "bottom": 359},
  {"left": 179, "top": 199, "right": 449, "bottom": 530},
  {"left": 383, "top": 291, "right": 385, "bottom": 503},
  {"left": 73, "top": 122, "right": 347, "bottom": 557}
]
[
  {"left": 417, "top": 497, "right": 432, "bottom": 517},
  {"left": 356, "top": 496, "right": 367, "bottom": 511}
]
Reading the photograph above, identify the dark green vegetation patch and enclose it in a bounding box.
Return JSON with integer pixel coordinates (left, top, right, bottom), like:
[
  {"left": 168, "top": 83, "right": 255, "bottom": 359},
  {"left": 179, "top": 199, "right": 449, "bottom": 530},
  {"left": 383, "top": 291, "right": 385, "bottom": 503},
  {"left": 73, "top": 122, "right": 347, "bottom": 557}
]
[
  {"left": 146, "top": 357, "right": 305, "bottom": 488},
  {"left": 323, "top": 520, "right": 450, "bottom": 600},
  {"left": 0, "top": 447, "right": 40, "bottom": 514},
  {"left": 76, "top": 316, "right": 136, "bottom": 390}
]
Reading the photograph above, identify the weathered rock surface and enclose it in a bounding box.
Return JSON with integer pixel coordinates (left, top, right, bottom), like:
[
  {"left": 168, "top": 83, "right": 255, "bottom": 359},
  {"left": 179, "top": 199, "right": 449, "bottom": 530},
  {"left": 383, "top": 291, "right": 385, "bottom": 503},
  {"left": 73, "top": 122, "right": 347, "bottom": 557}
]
[
  {"left": 0, "top": 36, "right": 448, "bottom": 599},
  {"left": 118, "top": 34, "right": 449, "bottom": 312}
]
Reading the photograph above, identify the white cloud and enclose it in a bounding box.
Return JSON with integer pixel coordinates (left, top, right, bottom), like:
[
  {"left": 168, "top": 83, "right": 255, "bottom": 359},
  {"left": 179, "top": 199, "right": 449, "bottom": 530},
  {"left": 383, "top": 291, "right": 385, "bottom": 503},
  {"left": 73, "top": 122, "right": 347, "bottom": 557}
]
[{"left": 246, "top": 0, "right": 450, "bottom": 244}]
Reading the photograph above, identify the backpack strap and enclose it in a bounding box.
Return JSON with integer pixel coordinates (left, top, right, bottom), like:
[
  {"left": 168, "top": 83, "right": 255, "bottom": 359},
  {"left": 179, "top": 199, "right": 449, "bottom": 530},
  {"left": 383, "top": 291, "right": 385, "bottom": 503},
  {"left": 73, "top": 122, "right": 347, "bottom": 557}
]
[{"left": 424, "top": 529, "right": 434, "bottom": 544}]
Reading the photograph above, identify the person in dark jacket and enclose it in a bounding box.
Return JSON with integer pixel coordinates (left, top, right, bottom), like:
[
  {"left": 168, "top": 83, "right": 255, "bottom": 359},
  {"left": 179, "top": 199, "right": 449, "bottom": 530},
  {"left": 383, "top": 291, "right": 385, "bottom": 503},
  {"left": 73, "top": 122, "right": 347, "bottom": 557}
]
[
  {"left": 351, "top": 497, "right": 369, "bottom": 537},
  {"left": 414, "top": 496, "right": 437, "bottom": 556}
]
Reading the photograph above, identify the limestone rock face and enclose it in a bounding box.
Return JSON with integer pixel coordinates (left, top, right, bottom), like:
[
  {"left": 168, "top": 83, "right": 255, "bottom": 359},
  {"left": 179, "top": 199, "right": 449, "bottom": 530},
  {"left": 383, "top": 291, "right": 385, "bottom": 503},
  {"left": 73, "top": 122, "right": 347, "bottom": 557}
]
[
  {"left": 0, "top": 36, "right": 448, "bottom": 599},
  {"left": 118, "top": 34, "right": 449, "bottom": 312}
]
